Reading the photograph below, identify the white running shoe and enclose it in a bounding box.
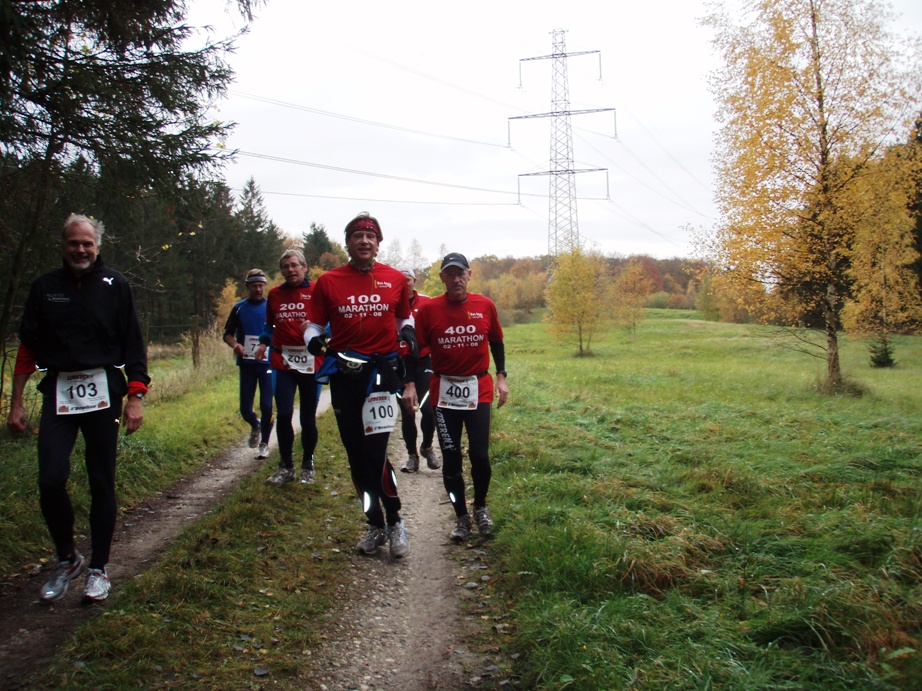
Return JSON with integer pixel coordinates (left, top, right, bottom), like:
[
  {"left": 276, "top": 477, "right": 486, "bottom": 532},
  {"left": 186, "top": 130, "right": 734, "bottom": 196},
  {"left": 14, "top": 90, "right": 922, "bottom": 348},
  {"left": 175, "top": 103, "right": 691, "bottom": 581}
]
[
  {"left": 257, "top": 442, "right": 270, "bottom": 459},
  {"left": 400, "top": 454, "right": 419, "bottom": 473},
  {"left": 83, "top": 568, "right": 111, "bottom": 603},
  {"left": 473, "top": 505, "right": 494, "bottom": 536}
]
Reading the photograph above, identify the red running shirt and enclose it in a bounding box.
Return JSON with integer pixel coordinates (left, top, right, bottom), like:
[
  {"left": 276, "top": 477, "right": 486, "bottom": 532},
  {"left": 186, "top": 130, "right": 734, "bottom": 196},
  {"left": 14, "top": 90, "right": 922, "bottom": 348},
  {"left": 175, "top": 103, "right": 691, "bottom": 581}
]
[
  {"left": 408, "top": 291, "right": 432, "bottom": 358},
  {"left": 415, "top": 292, "right": 504, "bottom": 404},
  {"left": 265, "top": 281, "right": 322, "bottom": 371},
  {"left": 307, "top": 263, "right": 411, "bottom": 356}
]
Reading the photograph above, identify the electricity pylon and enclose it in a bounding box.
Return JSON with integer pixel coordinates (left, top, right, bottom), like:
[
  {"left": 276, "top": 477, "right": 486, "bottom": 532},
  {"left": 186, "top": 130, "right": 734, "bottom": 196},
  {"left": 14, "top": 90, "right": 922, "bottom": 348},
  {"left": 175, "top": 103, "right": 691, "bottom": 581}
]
[{"left": 510, "top": 29, "right": 614, "bottom": 258}]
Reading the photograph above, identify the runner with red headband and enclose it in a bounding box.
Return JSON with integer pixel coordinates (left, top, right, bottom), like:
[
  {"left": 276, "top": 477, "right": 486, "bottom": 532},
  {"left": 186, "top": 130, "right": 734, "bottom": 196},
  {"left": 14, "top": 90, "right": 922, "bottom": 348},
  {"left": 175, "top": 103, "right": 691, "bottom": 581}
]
[{"left": 303, "top": 212, "right": 417, "bottom": 558}]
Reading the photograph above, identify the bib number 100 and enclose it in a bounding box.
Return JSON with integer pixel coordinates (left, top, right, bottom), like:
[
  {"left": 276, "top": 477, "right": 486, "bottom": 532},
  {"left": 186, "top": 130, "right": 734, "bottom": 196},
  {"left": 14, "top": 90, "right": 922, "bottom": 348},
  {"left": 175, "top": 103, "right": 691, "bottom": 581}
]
[
  {"left": 368, "top": 400, "right": 395, "bottom": 420},
  {"left": 362, "top": 392, "right": 398, "bottom": 435}
]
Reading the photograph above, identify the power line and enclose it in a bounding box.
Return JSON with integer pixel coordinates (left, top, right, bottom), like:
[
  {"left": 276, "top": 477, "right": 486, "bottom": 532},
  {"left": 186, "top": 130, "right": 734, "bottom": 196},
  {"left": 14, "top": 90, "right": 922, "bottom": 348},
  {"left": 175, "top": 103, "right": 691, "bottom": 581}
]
[
  {"left": 230, "top": 91, "right": 507, "bottom": 149},
  {"left": 231, "top": 149, "right": 610, "bottom": 204},
  {"left": 240, "top": 189, "right": 520, "bottom": 206},
  {"left": 234, "top": 149, "right": 522, "bottom": 196}
]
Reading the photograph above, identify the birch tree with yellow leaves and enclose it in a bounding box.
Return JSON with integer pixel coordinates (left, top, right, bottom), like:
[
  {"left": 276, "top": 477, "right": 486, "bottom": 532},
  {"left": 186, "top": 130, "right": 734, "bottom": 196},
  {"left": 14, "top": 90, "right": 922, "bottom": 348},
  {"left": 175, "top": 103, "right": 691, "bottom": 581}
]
[
  {"left": 841, "top": 130, "right": 922, "bottom": 365},
  {"left": 700, "top": 0, "right": 922, "bottom": 390},
  {"left": 545, "top": 249, "right": 611, "bottom": 356}
]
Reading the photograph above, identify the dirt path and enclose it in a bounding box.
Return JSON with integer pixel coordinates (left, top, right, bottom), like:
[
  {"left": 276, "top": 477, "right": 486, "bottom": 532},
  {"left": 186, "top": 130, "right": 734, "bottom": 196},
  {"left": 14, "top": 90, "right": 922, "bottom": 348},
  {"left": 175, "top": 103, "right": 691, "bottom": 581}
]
[
  {"left": 0, "top": 395, "right": 500, "bottom": 689},
  {"left": 304, "top": 431, "right": 496, "bottom": 690}
]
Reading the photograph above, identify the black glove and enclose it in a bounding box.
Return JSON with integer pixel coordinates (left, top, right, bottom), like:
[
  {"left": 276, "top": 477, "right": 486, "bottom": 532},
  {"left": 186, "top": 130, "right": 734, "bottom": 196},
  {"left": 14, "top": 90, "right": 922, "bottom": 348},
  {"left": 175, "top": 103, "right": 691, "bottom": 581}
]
[
  {"left": 399, "top": 325, "right": 418, "bottom": 359},
  {"left": 307, "top": 336, "right": 326, "bottom": 356}
]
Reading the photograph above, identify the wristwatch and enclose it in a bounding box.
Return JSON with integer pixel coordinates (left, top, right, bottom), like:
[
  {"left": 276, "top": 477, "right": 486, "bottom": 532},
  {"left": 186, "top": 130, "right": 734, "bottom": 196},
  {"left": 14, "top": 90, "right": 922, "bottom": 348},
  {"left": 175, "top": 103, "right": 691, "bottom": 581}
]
[
  {"left": 496, "top": 370, "right": 507, "bottom": 377},
  {"left": 131, "top": 393, "right": 144, "bottom": 399}
]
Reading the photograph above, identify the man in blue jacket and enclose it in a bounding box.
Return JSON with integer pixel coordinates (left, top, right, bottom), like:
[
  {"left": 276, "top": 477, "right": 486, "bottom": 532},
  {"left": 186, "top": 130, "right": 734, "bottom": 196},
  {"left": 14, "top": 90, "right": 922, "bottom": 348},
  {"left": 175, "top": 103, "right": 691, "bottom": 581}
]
[{"left": 223, "top": 269, "right": 275, "bottom": 459}]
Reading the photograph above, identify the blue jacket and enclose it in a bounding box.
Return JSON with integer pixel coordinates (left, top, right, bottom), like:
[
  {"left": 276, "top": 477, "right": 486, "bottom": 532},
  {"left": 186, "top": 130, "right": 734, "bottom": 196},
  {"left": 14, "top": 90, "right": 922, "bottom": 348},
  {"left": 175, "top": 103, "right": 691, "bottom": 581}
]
[{"left": 224, "top": 297, "right": 268, "bottom": 366}]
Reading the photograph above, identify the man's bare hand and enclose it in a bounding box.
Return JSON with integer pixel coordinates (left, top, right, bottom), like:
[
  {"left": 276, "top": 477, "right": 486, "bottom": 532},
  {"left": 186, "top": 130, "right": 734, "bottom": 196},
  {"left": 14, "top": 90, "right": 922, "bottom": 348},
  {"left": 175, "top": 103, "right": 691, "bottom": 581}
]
[
  {"left": 122, "top": 397, "right": 144, "bottom": 434},
  {"left": 7, "top": 405, "right": 27, "bottom": 434}
]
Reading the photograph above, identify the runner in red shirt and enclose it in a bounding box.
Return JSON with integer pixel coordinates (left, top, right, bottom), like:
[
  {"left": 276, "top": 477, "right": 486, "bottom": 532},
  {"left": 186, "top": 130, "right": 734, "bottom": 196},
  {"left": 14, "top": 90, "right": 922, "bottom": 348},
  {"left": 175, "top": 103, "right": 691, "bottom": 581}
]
[
  {"left": 397, "top": 267, "right": 439, "bottom": 473},
  {"left": 414, "top": 253, "right": 509, "bottom": 541},
  {"left": 303, "top": 212, "right": 417, "bottom": 558},
  {"left": 254, "top": 250, "right": 322, "bottom": 485}
]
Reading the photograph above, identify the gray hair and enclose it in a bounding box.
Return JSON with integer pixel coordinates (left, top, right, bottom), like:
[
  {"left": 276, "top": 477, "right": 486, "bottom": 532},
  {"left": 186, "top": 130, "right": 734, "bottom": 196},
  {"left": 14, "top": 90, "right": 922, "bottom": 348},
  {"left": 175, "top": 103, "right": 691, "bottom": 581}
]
[
  {"left": 279, "top": 249, "right": 307, "bottom": 268},
  {"left": 63, "top": 213, "right": 104, "bottom": 245}
]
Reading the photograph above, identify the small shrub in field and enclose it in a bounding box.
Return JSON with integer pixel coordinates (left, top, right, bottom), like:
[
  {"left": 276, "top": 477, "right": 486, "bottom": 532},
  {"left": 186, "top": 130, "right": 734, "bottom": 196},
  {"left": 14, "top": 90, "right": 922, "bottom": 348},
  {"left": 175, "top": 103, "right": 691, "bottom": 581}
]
[{"left": 868, "top": 336, "right": 896, "bottom": 368}]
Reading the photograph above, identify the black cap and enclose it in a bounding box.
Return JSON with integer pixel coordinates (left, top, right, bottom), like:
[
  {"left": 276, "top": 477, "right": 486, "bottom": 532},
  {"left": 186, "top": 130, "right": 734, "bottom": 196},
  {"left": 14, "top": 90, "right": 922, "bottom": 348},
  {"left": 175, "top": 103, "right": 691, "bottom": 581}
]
[{"left": 440, "top": 253, "right": 470, "bottom": 271}]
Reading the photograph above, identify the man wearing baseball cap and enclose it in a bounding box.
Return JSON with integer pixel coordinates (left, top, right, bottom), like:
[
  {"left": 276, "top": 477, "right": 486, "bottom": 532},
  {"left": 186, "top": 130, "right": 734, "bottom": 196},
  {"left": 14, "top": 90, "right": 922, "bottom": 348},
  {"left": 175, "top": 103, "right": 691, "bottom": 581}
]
[
  {"left": 223, "top": 269, "right": 275, "bottom": 459},
  {"left": 413, "top": 252, "right": 509, "bottom": 541}
]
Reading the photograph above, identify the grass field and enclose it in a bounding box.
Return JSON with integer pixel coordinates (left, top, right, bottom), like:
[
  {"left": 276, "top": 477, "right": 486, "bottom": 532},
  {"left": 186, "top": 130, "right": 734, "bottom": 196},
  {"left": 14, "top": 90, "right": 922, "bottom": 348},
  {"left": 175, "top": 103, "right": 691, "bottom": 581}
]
[
  {"left": 486, "top": 311, "right": 921, "bottom": 689},
  {"left": 6, "top": 311, "right": 921, "bottom": 689}
]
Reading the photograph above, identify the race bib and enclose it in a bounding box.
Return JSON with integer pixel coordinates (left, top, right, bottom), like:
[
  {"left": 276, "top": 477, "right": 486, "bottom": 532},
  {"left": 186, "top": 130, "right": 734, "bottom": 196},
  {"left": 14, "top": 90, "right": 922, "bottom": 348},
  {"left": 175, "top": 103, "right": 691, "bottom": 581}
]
[
  {"left": 437, "top": 375, "right": 478, "bottom": 409},
  {"left": 242, "top": 335, "right": 260, "bottom": 360},
  {"left": 362, "top": 392, "right": 398, "bottom": 435},
  {"left": 56, "top": 368, "right": 110, "bottom": 415},
  {"left": 281, "top": 345, "right": 315, "bottom": 373}
]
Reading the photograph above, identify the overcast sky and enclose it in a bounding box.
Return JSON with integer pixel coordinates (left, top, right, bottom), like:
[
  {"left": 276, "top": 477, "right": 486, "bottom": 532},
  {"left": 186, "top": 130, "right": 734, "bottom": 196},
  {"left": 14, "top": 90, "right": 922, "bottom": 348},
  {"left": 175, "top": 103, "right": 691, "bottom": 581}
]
[{"left": 187, "top": 0, "right": 922, "bottom": 263}]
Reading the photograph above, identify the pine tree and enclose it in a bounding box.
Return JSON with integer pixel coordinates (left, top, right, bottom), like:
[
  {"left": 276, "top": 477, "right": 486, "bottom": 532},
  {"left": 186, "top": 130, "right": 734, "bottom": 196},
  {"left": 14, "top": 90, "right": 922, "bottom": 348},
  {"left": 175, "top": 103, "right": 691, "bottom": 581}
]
[{"left": 0, "top": 0, "right": 244, "bottom": 345}]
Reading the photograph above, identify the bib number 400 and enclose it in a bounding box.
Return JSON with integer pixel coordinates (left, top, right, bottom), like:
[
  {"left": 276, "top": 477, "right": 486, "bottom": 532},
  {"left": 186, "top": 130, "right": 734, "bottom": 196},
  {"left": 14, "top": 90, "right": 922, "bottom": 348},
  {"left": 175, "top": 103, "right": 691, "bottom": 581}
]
[{"left": 445, "top": 382, "right": 470, "bottom": 398}]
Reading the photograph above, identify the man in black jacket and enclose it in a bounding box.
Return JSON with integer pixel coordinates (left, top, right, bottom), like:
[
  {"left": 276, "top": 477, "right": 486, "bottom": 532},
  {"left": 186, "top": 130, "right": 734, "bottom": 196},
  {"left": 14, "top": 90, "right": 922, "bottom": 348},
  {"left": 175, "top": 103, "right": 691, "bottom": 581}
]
[{"left": 7, "top": 213, "right": 150, "bottom": 604}]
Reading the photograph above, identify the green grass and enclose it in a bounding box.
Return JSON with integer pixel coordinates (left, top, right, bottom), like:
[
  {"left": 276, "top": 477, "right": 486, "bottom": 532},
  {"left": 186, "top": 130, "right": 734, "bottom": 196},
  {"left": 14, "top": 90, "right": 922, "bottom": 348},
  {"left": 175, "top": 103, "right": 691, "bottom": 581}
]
[
  {"left": 13, "top": 312, "right": 922, "bottom": 688},
  {"left": 37, "top": 413, "right": 358, "bottom": 689},
  {"left": 485, "top": 315, "right": 922, "bottom": 689},
  {"left": 0, "top": 356, "right": 244, "bottom": 574}
]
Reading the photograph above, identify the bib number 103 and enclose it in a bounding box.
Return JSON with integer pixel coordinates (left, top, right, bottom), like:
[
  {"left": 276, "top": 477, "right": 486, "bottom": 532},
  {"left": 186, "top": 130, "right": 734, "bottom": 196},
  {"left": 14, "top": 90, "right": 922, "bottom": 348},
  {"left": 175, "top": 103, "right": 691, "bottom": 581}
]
[
  {"left": 56, "top": 368, "right": 110, "bottom": 415},
  {"left": 66, "top": 382, "right": 98, "bottom": 399}
]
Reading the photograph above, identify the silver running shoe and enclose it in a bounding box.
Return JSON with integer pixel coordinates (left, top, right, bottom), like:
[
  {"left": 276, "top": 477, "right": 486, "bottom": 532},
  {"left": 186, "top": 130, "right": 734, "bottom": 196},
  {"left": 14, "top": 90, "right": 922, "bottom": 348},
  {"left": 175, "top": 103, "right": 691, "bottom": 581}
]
[
  {"left": 421, "top": 446, "right": 441, "bottom": 469},
  {"left": 356, "top": 525, "right": 387, "bottom": 554},
  {"left": 400, "top": 454, "right": 419, "bottom": 473},
  {"left": 248, "top": 422, "right": 260, "bottom": 448},
  {"left": 83, "top": 568, "right": 111, "bottom": 603},
  {"left": 266, "top": 467, "right": 294, "bottom": 484},
  {"left": 40, "top": 552, "right": 87, "bottom": 603},
  {"left": 257, "top": 442, "right": 270, "bottom": 459},
  {"left": 299, "top": 468, "right": 315, "bottom": 484},
  {"left": 473, "top": 506, "right": 494, "bottom": 537},
  {"left": 387, "top": 520, "right": 410, "bottom": 558},
  {"left": 449, "top": 514, "right": 473, "bottom": 542}
]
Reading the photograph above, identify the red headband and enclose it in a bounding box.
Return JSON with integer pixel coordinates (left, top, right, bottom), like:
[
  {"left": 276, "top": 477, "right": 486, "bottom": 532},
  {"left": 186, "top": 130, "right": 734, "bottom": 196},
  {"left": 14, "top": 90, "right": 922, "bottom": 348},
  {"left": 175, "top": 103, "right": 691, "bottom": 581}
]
[{"left": 346, "top": 218, "right": 382, "bottom": 241}]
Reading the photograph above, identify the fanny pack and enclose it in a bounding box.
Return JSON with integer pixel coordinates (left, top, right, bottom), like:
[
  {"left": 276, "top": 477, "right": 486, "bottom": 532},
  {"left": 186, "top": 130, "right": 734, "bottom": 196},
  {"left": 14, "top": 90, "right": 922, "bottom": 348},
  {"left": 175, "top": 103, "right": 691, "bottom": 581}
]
[{"left": 315, "top": 350, "right": 404, "bottom": 396}]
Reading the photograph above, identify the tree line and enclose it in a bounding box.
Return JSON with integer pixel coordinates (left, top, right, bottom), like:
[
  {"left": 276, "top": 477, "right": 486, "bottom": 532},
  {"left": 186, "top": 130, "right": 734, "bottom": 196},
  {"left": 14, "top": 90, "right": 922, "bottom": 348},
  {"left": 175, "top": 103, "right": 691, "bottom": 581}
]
[
  {"left": 0, "top": 1, "right": 277, "bottom": 342},
  {"left": 4, "top": 0, "right": 919, "bottom": 399}
]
